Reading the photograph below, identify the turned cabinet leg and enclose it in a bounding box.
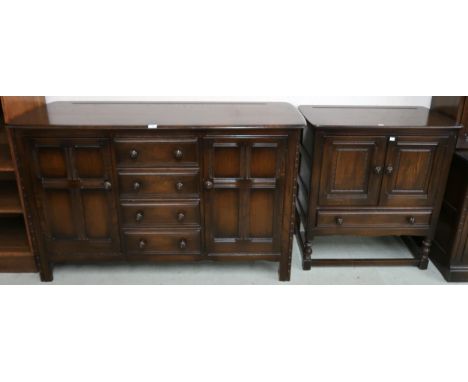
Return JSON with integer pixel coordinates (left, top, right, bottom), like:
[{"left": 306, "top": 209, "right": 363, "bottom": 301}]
[
  {"left": 39, "top": 262, "right": 54, "bottom": 282},
  {"left": 419, "top": 238, "right": 431, "bottom": 270},
  {"left": 302, "top": 242, "right": 313, "bottom": 271}
]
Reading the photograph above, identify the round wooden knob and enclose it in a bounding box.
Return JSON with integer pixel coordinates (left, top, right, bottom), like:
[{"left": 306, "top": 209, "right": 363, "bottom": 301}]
[
  {"left": 179, "top": 239, "right": 187, "bottom": 250},
  {"left": 133, "top": 181, "right": 142, "bottom": 191},
  {"left": 408, "top": 216, "right": 416, "bottom": 225},
  {"left": 104, "top": 181, "right": 112, "bottom": 190},
  {"left": 204, "top": 180, "right": 214, "bottom": 190},
  {"left": 336, "top": 217, "right": 344, "bottom": 226},
  {"left": 138, "top": 239, "right": 147, "bottom": 250},
  {"left": 176, "top": 182, "right": 184, "bottom": 191},
  {"left": 177, "top": 211, "right": 186, "bottom": 222},
  {"left": 130, "top": 149, "right": 139, "bottom": 160},
  {"left": 135, "top": 211, "right": 144, "bottom": 222},
  {"left": 174, "top": 149, "right": 184, "bottom": 160}
]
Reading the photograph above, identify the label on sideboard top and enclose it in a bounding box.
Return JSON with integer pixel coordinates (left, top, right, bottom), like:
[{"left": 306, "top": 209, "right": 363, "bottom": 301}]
[{"left": 148, "top": 123, "right": 158, "bottom": 129}]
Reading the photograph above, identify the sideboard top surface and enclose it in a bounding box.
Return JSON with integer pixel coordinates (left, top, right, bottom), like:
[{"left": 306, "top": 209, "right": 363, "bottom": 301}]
[
  {"left": 7, "top": 101, "right": 306, "bottom": 130},
  {"left": 299, "top": 106, "right": 461, "bottom": 129}
]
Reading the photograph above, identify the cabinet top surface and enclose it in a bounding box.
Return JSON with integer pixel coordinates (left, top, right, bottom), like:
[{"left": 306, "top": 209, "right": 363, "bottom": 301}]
[
  {"left": 299, "top": 106, "right": 461, "bottom": 129},
  {"left": 7, "top": 101, "right": 305, "bottom": 129}
]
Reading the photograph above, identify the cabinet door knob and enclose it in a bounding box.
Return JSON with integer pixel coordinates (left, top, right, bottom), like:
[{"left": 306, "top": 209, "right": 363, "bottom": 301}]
[
  {"left": 176, "top": 182, "right": 184, "bottom": 191},
  {"left": 135, "top": 211, "right": 144, "bottom": 222},
  {"left": 408, "top": 216, "right": 416, "bottom": 225},
  {"left": 374, "top": 166, "right": 383, "bottom": 175},
  {"left": 336, "top": 217, "right": 344, "bottom": 226},
  {"left": 177, "top": 211, "right": 186, "bottom": 222},
  {"left": 133, "top": 181, "right": 142, "bottom": 191},
  {"left": 179, "top": 239, "right": 187, "bottom": 250},
  {"left": 104, "top": 181, "right": 112, "bottom": 190},
  {"left": 138, "top": 239, "right": 147, "bottom": 249},
  {"left": 204, "top": 180, "right": 214, "bottom": 190},
  {"left": 130, "top": 149, "right": 139, "bottom": 160},
  {"left": 385, "top": 165, "right": 394, "bottom": 175},
  {"left": 174, "top": 149, "right": 184, "bottom": 160}
]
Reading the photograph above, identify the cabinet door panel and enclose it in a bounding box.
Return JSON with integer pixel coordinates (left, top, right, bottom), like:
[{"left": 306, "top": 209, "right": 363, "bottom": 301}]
[
  {"left": 319, "top": 136, "right": 387, "bottom": 206},
  {"left": 203, "top": 137, "right": 286, "bottom": 255},
  {"left": 29, "top": 138, "right": 121, "bottom": 258},
  {"left": 380, "top": 136, "right": 450, "bottom": 207}
]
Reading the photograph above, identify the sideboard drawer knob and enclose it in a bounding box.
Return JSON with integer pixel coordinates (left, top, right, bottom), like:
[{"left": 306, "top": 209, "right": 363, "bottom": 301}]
[
  {"left": 130, "top": 149, "right": 139, "bottom": 160},
  {"left": 385, "top": 165, "right": 394, "bottom": 175},
  {"left": 176, "top": 182, "right": 184, "bottom": 191},
  {"left": 204, "top": 180, "right": 214, "bottom": 190},
  {"left": 408, "top": 216, "right": 416, "bottom": 225},
  {"left": 179, "top": 239, "right": 187, "bottom": 250},
  {"left": 336, "top": 217, "right": 344, "bottom": 226},
  {"left": 138, "top": 239, "right": 147, "bottom": 250},
  {"left": 374, "top": 166, "right": 383, "bottom": 175},
  {"left": 135, "top": 211, "right": 144, "bottom": 222},
  {"left": 104, "top": 181, "right": 112, "bottom": 190},
  {"left": 174, "top": 149, "right": 184, "bottom": 160},
  {"left": 133, "top": 181, "right": 142, "bottom": 191},
  {"left": 177, "top": 211, "right": 186, "bottom": 222}
]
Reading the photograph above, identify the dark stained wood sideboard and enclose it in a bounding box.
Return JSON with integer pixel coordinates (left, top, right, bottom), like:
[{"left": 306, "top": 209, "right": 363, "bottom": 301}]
[
  {"left": 295, "top": 106, "right": 460, "bottom": 270},
  {"left": 6, "top": 102, "right": 305, "bottom": 281}
]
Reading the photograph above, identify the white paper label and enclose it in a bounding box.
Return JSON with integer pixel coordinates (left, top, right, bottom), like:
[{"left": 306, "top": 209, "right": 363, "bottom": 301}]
[{"left": 148, "top": 123, "right": 158, "bottom": 129}]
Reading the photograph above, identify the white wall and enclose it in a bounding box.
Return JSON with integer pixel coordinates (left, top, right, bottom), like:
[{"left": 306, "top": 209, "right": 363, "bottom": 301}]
[{"left": 46, "top": 96, "right": 432, "bottom": 108}]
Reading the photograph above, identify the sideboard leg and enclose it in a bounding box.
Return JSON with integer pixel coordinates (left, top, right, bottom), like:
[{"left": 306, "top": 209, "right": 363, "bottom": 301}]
[
  {"left": 419, "top": 238, "right": 431, "bottom": 270},
  {"left": 302, "top": 241, "right": 313, "bottom": 271},
  {"left": 40, "top": 262, "right": 54, "bottom": 282},
  {"left": 278, "top": 260, "right": 291, "bottom": 282}
]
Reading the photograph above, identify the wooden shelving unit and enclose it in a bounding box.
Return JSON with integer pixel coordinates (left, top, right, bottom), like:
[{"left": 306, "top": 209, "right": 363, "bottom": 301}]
[{"left": 0, "top": 96, "right": 45, "bottom": 273}]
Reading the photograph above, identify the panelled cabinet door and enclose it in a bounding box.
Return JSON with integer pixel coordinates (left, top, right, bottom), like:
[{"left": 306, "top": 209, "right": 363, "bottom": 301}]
[
  {"left": 203, "top": 136, "right": 287, "bottom": 255},
  {"left": 318, "top": 135, "right": 387, "bottom": 206},
  {"left": 28, "top": 138, "right": 121, "bottom": 259},
  {"left": 380, "top": 136, "right": 450, "bottom": 207}
]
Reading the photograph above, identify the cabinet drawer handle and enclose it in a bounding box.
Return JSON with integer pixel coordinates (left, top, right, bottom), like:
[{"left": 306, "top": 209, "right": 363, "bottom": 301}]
[
  {"left": 385, "top": 165, "right": 394, "bottom": 175},
  {"left": 336, "top": 217, "right": 344, "bottom": 226},
  {"left": 408, "top": 216, "right": 416, "bottom": 225},
  {"left": 374, "top": 166, "right": 383, "bottom": 175},
  {"left": 179, "top": 239, "right": 187, "bottom": 250},
  {"left": 130, "top": 149, "right": 139, "bottom": 160},
  {"left": 133, "top": 181, "right": 142, "bottom": 191},
  {"left": 177, "top": 211, "right": 186, "bottom": 222},
  {"left": 135, "top": 211, "right": 144, "bottom": 222},
  {"left": 204, "top": 180, "right": 214, "bottom": 190},
  {"left": 176, "top": 182, "right": 184, "bottom": 191},
  {"left": 174, "top": 149, "right": 184, "bottom": 160},
  {"left": 104, "top": 181, "right": 112, "bottom": 191},
  {"left": 138, "top": 239, "right": 147, "bottom": 250}
]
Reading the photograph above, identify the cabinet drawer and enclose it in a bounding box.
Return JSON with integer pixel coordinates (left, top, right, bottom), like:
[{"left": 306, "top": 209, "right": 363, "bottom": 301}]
[
  {"left": 118, "top": 170, "right": 200, "bottom": 197},
  {"left": 121, "top": 201, "right": 200, "bottom": 227},
  {"left": 124, "top": 229, "right": 201, "bottom": 255},
  {"left": 115, "top": 139, "right": 198, "bottom": 167},
  {"left": 317, "top": 210, "right": 432, "bottom": 228}
]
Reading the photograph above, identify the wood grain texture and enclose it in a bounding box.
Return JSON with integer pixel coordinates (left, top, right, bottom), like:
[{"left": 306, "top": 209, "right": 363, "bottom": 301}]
[{"left": 1, "top": 96, "right": 46, "bottom": 123}]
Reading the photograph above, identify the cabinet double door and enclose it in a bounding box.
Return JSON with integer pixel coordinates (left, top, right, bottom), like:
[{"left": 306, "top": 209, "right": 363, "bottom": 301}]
[
  {"left": 203, "top": 136, "right": 287, "bottom": 255},
  {"left": 26, "top": 137, "right": 120, "bottom": 259},
  {"left": 319, "top": 134, "right": 450, "bottom": 207}
]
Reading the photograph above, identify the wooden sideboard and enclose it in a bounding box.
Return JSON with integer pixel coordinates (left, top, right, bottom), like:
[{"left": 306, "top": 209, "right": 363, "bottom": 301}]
[
  {"left": 295, "top": 106, "right": 460, "bottom": 269},
  {"left": 7, "top": 102, "right": 305, "bottom": 281}
]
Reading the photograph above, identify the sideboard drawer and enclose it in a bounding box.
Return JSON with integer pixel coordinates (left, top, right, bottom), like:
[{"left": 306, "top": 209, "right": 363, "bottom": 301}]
[
  {"left": 121, "top": 201, "right": 200, "bottom": 227},
  {"left": 317, "top": 210, "right": 432, "bottom": 228},
  {"left": 124, "top": 229, "right": 201, "bottom": 255},
  {"left": 115, "top": 139, "right": 198, "bottom": 167},
  {"left": 118, "top": 170, "right": 200, "bottom": 197}
]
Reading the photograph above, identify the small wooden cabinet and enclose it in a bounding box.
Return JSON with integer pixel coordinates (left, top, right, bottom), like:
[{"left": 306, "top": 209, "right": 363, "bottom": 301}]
[
  {"left": 296, "top": 106, "right": 460, "bottom": 269},
  {"left": 8, "top": 102, "right": 304, "bottom": 281}
]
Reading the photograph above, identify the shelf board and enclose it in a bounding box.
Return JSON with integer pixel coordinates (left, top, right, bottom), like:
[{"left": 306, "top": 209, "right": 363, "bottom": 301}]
[
  {"left": 0, "top": 144, "right": 14, "bottom": 172},
  {"left": 0, "top": 182, "right": 22, "bottom": 214},
  {"left": 0, "top": 218, "right": 35, "bottom": 272}
]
